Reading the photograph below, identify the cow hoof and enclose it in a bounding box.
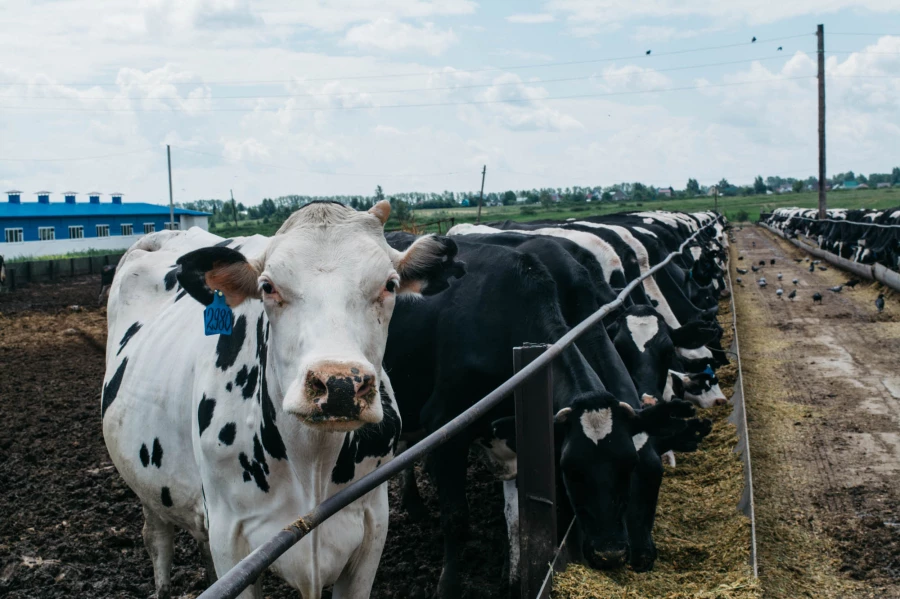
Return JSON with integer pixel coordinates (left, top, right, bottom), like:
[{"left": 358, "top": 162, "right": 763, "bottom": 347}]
[
  {"left": 629, "top": 546, "right": 658, "bottom": 572},
  {"left": 155, "top": 585, "right": 172, "bottom": 599},
  {"left": 433, "top": 574, "right": 462, "bottom": 599}
]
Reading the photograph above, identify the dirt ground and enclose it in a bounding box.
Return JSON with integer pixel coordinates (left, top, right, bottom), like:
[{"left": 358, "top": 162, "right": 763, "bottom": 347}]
[
  {"left": 732, "top": 226, "right": 900, "bottom": 598},
  {"left": 0, "top": 277, "right": 506, "bottom": 598}
]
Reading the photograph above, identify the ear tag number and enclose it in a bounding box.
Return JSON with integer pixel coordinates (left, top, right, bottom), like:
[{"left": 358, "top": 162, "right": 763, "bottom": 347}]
[{"left": 204, "top": 290, "right": 233, "bottom": 336}]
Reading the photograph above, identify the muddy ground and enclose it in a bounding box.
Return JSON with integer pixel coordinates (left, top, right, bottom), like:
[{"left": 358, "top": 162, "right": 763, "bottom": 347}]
[
  {"left": 0, "top": 276, "right": 506, "bottom": 599},
  {"left": 733, "top": 226, "right": 900, "bottom": 598}
]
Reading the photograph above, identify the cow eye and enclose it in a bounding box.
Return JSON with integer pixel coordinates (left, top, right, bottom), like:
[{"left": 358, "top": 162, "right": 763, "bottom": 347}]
[
  {"left": 385, "top": 279, "right": 397, "bottom": 293},
  {"left": 260, "top": 281, "right": 275, "bottom": 295}
]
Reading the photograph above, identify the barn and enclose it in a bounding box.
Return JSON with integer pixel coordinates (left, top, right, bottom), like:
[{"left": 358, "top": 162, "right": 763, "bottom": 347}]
[{"left": 1, "top": 190, "right": 211, "bottom": 259}]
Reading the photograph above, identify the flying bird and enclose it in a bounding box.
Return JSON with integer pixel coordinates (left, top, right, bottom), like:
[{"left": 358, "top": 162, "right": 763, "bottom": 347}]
[
  {"left": 776, "top": 288, "right": 783, "bottom": 298},
  {"left": 777, "top": 46, "right": 783, "bottom": 51},
  {"left": 752, "top": 36, "right": 757, "bottom": 42},
  {"left": 788, "top": 289, "right": 796, "bottom": 300},
  {"left": 829, "top": 285, "right": 843, "bottom": 293},
  {"left": 876, "top": 293, "right": 885, "bottom": 313},
  {"left": 844, "top": 279, "right": 860, "bottom": 288},
  {"left": 646, "top": 50, "right": 652, "bottom": 55},
  {"left": 737, "top": 267, "right": 748, "bottom": 274},
  {"left": 813, "top": 292, "right": 823, "bottom": 304}
]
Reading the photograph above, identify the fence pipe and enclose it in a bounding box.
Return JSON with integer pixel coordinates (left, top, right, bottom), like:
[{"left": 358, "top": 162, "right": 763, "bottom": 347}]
[{"left": 197, "top": 218, "right": 721, "bottom": 599}]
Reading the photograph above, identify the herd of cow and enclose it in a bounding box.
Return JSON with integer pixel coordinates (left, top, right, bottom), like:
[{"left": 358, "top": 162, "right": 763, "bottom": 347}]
[
  {"left": 95, "top": 201, "right": 733, "bottom": 599},
  {"left": 764, "top": 207, "right": 900, "bottom": 270}
]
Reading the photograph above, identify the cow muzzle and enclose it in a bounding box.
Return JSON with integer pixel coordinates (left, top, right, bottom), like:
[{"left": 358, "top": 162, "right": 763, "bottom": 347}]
[
  {"left": 290, "top": 361, "right": 381, "bottom": 431},
  {"left": 583, "top": 541, "right": 629, "bottom": 570}
]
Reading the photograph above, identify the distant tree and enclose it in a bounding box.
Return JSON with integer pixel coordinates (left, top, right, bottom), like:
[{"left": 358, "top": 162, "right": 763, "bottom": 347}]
[
  {"left": 717, "top": 178, "right": 731, "bottom": 191},
  {"left": 601, "top": 190, "right": 612, "bottom": 202},
  {"left": 375, "top": 185, "right": 385, "bottom": 202},
  {"left": 502, "top": 190, "right": 517, "bottom": 205},
  {"left": 754, "top": 176, "right": 767, "bottom": 195},
  {"left": 685, "top": 178, "right": 700, "bottom": 197},
  {"left": 856, "top": 173, "right": 868, "bottom": 184},
  {"left": 892, "top": 167, "right": 900, "bottom": 185},
  {"left": 844, "top": 171, "right": 855, "bottom": 182},
  {"left": 389, "top": 197, "right": 410, "bottom": 222},
  {"left": 350, "top": 198, "right": 359, "bottom": 209},
  {"left": 539, "top": 189, "right": 553, "bottom": 207},
  {"left": 632, "top": 182, "right": 649, "bottom": 202},
  {"left": 792, "top": 180, "right": 804, "bottom": 193}
]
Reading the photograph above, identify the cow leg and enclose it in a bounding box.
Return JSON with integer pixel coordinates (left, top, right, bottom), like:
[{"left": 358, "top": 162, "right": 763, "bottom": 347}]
[
  {"left": 395, "top": 440, "right": 428, "bottom": 521},
  {"left": 502, "top": 479, "right": 521, "bottom": 594},
  {"left": 332, "top": 487, "right": 390, "bottom": 599},
  {"left": 626, "top": 446, "right": 663, "bottom": 572},
  {"left": 431, "top": 439, "right": 470, "bottom": 599},
  {"left": 199, "top": 540, "right": 218, "bottom": 585},
  {"left": 207, "top": 525, "right": 263, "bottom": 599},
  {"left": 141, "top": 505, "right": 175, "bottom": 599}
]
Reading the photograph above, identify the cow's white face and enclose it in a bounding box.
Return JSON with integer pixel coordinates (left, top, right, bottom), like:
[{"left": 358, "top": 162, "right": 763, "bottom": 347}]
[{"left": 177, "top": 201, "right": 465, "bottom": 433}]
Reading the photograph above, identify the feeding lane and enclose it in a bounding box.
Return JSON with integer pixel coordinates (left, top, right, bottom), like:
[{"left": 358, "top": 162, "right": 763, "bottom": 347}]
[{"left": 197, "top": 219, "right": 721, "bottom": 599}]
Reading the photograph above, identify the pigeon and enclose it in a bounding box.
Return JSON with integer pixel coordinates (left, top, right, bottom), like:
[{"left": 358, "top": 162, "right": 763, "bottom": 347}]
[
  {"left": 759, "top": 260, "right": 766, "bottom": 266},
  {"left": 777, "top": 273, "right": 783, "bottom": 280},
  {"left": 777, "top": 46, "right": 783, "bottom": 51},
  {"left": 794, "top": 258, "right": 803, "bottom": 263},
  {"left": 751, "top": 265, "right": 760, "bottom": 272},
  {"left": 752, "top": 36, "right": 757, "bottom": 43},
  {"left": 792, "top": 278, "right": 799, "bottom": 285},
  {"left": 788, "top": 289, "right": 796, "bottom": 300},
  {"left": 758, "top": 278, "right": 767, "bottom": 287},
  {"left": 876, "top": 293, "right": 885, "bottom": 313},
  {"left": 776, "top": 288, "right": 783, "bottom": 298},
  {"left": 738, "top": 255, "right": 744, "bottom": 260},
  {"left": 844, "top": 279, "right": 860, "bottom": 288},
  {"left": 809, "top": 263, "right": 815, "bottom": 272},
  {"left": 812, "top": 260, "right": 821, "bottom": 265},
  {"left": 805, "top": 257, "right": 810, "bottom": 262},
  {"left": 813, "top": 292, "right": 823, "bottom": 304},
  {"left": 770, "top": 259, "right": 776, "bottom": 265},
  {"left": 818, "top": 266, "right": 828, "bottom": 271},
  {"left": 752, "top": 241, "right": 756, "bottom": 248},
  {"left": 737, "top": 267, "right": 748, "bottom": 274},
  {"left": 646, "top": 50, "right": 652, "bottom": 55},
  {"left": 829, "top": 285, "right": 842, "bottom": 293},
  {"left": 736, "top": 277, "right": 743, "bottom": 285}
]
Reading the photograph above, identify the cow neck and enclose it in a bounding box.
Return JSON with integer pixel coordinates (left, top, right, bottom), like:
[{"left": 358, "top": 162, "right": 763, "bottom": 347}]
[{"left": 549, "top": 344, "right": 606, "bottom": 409}]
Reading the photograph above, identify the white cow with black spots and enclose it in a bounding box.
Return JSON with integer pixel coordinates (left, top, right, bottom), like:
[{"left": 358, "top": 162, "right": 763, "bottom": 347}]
[{"left": 101, "top": 201, "right": 465, "bottom": 599}]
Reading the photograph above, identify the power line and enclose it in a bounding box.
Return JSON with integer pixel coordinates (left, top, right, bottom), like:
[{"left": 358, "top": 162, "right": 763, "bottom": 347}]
[
  {"left": 0, "top": 76, "right": 817, "bottom": 113},
  {"left": 0, "top": 33, "right": 813, "bottom": 88},
  {"left": 0, "top": 147, "right": 155, "bottom": 162},
  {"left": 828, "top": 32, "right": 900, "bottom": 36},
  {"left": 0, "top": 56, "right": 801, "bottom": 102}
]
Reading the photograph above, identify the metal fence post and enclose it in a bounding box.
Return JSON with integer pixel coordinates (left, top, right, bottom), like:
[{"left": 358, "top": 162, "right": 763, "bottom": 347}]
[
  {"left": 513, "top": 344, "right": 556, "bottom": 599},
  {"left": 7, "top": 268, "right": 16, "bottom": 291}
]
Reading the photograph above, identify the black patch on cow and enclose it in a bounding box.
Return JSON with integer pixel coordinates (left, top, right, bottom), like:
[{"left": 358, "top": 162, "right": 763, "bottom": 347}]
[
  {"left": 331, "top": 384, "right": 401, "bottom": 485},
  {"left": 238, "top": 434, "right": 270, "bottom": 492},
  {"left": 101, "top": 358, "right": 128, "bottom": 418},
  {"left": 235, "top": 365, "right": 249, "bottom": 388},
  {"left": 139, "top": 444, "right": 150, "bottom": 467},
  {"left": 232, "top": 244, "right": 244, "bottom": 253},
  {"left": 174, "top": 289, "right": 187, "bottom": 302},
  {"left": 164, "top": 267, "right": 180, "bottom": 292},
  {"left": 226, "top": 382, "right": 233, "bottom": 392},
  {"left": 214, "top": 239, "right": 234, "bottom": 248},
  {"left": 198, "top": 395, "right": 216, "bottom": 436},
  {"left": 176, "top": 246, "right": 248, "bottom": 306},
  {"left": 241, "top": 366, "right": 258, "bottom": 400},
  {"left": 161, "top": 487, "right": 173, "bottom": 507},
  {"left": 117, "top": 322, "right": 142, "bottom": 356},
  {"left": 151, "top": 438, "right": 163, "bottom": 468},
  {"left": 219, "top": 423, "right": 236, "bottom": 446},
  {"left": 215, "top": 315, "right": 247, "bottom": 371},
  {"left": 256, "top": 313, "right": 287, "bottom": 461}
]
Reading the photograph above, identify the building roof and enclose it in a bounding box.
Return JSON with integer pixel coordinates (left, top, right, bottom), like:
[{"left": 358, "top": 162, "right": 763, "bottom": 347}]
[{"left": 0, "top": 201, "right": 210, "bottom": 218}]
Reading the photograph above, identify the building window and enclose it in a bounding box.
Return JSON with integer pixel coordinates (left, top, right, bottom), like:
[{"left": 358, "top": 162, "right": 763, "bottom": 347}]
[
  {"left": 4, "top": 228, "right": 24, "bottom": 243},
  {"left": 96, "top": 225, "right": 110, "bottom": 238},
  {"left": 69, "top": 226, "right": 84, "bottom": 239},
  {"left": 164, "top": 222, "right": 179, "bottom": 231},
  {"left": 121, "top": 224, "right": 133, "bottom": 236},
  {"left": 144, "top": 223, "right": 155, "bottom": 234},
  {"left": 38, "top": 227, "right": 56, "bottom": 241}
]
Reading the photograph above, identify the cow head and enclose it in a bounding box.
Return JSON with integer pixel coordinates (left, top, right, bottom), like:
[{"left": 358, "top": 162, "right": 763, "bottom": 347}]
[
  {"left": 608, "top": 306, "right": 719, "bottom": 405},
  {"left": 177, "top": 201, "right": 465, "bottom": 432},
  {"left": 670, "top": 369, "right": 727, "bottom": 408},
  {"left": 553, "top": 394, "right": 694, "bottom": 569}
]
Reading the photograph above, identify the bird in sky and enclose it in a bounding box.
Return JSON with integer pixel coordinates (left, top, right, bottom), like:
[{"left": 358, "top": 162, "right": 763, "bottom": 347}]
[
  {"left": 876, "top": 294, "right": 885, "bottom": 313},
  {"left": 752, "top": 36, "right": 757, "bottom": 42},
  {"left": 646, "top": 50, "right": 651, "bottom": 55},
  {"left": 777, "top": 46, "right": 783, "bottom": 51}
]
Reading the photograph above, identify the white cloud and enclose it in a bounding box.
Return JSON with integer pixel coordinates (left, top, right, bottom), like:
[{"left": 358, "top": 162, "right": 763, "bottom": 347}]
[
  {"left": 142, "top": 0, "right": 263, "bottom": 35},
  {"left": 222, "top": 138, "right": 271, "bottom": 161},
  {"left": 597, "top": 65, "right": 672, "bottom": 92},
  {"left": 506, "top": 13, "right": 555, "bottom": 24},
  {"left": 469, "top": 74, "right": 583, "bottom": 132},
  {"left": 265, "top": 0, "right": 477, "bottom": 34},
  {"left": 343, "top": 18, "right": 458, "bottom": 55},
  {"left": 631, "top": 25, "right": 721, "bottom": 43}
]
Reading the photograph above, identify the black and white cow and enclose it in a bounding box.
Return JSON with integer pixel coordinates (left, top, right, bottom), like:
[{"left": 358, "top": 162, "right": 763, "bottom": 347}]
[{"left": 102, "top": 201, "right": 464, "bottom": 599}]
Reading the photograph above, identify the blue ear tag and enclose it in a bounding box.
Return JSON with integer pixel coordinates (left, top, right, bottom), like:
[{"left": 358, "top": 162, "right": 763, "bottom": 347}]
[
  {"left": 704, "top": 365, "right": 715, "bottom": 377},
  {"left": 204, "top": 290, "right": 233, "bottom": 336}
]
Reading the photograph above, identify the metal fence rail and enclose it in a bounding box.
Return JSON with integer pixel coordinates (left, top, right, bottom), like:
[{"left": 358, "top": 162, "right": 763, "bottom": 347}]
[{"left": 197, "top": 218, "right": 720, "bottom": 599}]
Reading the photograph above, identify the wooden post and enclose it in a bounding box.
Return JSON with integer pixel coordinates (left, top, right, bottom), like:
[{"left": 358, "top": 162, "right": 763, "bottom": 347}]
[
  {"left": 70, "top": 258, "right": 75, "bottom": 277},
  {"left": 714, "top": 186, "right": 719, "bottom": 215},
  {"left": 513, "top": 344, "right": 556, "bottom": 599},
  {"left": 231, "top": 189, "right": 238, "bottom": 227},
  {"left": 476, "top": 165, "right": 486, "bottom": 224},
  {"left": 817, "top": 24, "right": 827, "bottom": 219}
]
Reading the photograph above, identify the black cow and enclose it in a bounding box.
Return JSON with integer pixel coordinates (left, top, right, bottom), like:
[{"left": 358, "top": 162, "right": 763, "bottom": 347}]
[{"left": 99, "top": 264, "right": 116, "bottom": 305}]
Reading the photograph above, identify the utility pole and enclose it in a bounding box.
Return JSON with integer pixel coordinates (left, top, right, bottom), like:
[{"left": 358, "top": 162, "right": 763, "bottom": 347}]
[
  {"left": 817, "top": 24, "right": 827, "bottom": 219},
  {"left": 167, "top": 145, "right": 175, "bottom": 228},
  {"left": 714, "top": 186, "right": 718, "bottom": 215},
  {"left": 476, "top": 165, "right": 486, "bottom": 224},
  {"left": 231, "top": 189, "right": 238, "bottom": 227}
]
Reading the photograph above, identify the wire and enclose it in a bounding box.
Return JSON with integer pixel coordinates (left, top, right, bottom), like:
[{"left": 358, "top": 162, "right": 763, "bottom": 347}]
[
  {"left": 0, "top": 76, "right": 816, "bottom": 113},
  {"left": 0, "top": 56, "right": 799, "bottom": 102},
  {"left": 0, "top": 147, "right": 155, "bottom": 162},
  {"left": 828, "top": 32, "right": 900, "bottom": 36},
  {"left": 0, "top": 33, "right": 813, "bottom": 88}
]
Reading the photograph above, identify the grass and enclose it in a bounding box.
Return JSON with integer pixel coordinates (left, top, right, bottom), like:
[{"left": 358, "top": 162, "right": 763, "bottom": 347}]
[
  {"left": 208, "top": 188, "right": 898, "bottom": 238},
  {"left": 6, "top": 248, "right": 122, "bottom": 263}
]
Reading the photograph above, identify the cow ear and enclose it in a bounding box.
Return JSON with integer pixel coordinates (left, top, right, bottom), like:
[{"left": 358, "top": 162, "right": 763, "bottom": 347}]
[
  {"left": 176, "top": 247, "right": 260, "bottom": 307},
  {"left": 670, "top": 373, "right": 685, "bottom": 398},
  {"left": 670, "top": 320, "right": 719, "bottom": 349},
  {"left": 631, "top": 400, "right": 694, "bottom": 437},
  {"left": 369, "top": 200, "right": 391, "bottom": 225},
  {"left": 393, "top": 235, "right": 466, "bottom": 296}
]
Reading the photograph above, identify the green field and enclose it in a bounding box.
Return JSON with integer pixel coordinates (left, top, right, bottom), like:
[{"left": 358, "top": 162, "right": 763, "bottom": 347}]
[{"left": 208, "top": 187, "right": 897, "bottom": 238}]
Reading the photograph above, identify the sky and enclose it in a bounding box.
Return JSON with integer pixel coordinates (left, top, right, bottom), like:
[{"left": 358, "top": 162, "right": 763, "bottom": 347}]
[{"left": 1, "top": 0, "right": 899, "bottom": 206}]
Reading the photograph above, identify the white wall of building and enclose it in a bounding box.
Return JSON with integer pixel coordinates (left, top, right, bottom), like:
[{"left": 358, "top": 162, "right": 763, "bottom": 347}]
[
  {"left": 180, "top": 214, "right": 209, "bottom": 230},
  {"left": 1, "top": 234, "right": 144, "bottom": 260}
]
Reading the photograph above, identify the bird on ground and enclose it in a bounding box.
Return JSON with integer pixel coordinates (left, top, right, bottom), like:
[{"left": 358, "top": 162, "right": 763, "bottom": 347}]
[
  {"left": 737, "top": 267, "right": 748, "bottom": 274},
  {"left": 830, "top": 285, "right": 843, "bottom": 293},
  {"left": 759, "top": 260, "right": 766, "bottom": 266},
  {"left": 777, "top": 46, "right": 783, "bottom": 51},
  {"left": 646, "top": 50, "right": 651, "bottom": 55},
  {"left": 776, "top": 288, "right": 784, "bottom": 298},
  {"left": 752, "top": 36, "right": 757, "bottom": 42},
  {"left": 819, "top": 266, "right": 828, "bottom": 271},
  {"left": 844, "top": 279, "right": 860, "bottom": 288},
  {"left": 876, "top": 294, "right": 885, "bottom": 313},
  {"left": 813, "top": 292, "right": 823, "bottom": 304},
  {"left": 751, "top": 265, "right": 760, "bottom": 272},
  {"left": 812, "top": 260, "right": 821, "bottom": 265},
  {"left": 793, "top": 278, "right": 799, "bottom": 285},
  {"left": 752, "top": 241, "right": 756, "bottom": 248},
  {"left": 805, "top": 257, "right": 810, "bottom": 262},
  {"left": 738, "top": 256, "right": 744, "bottom": 260},
  {"left": 794, "top": 258, "right": 804, "bottom": 263},
  {"left": 788, "top": 289, "right": 797, "bottom": 300},
  {"left": 736, "top": 277, "right": 743, "bottom": 285},
  {"left": 758, "top": 278, "right": 767, "bottom": 287},
  {"left": 809, "top": 263, "right": 815, "bottom": 272},
  {"left": 777, "top": 273, "right": 783, "bottom": 280},
  {"left": 770, "top": 259, "right": 776, "bottom": 265}
]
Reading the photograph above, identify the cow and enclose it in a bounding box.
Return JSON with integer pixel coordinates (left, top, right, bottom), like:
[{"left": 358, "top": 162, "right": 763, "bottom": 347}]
[
  {"left": 0, "top": 254, "right": 6, "bottom": 285},
  {"left": 98, "top": 264, "right": 116, "bottom": 305},
  {"left": 383, "top": 233, "right": 700, "bottom": 597},
  {"left": 101, "top": 201, "right": 464, "bottom": 599}
]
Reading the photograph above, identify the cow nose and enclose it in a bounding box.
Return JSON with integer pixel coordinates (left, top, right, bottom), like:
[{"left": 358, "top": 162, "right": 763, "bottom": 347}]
[
  {"left": 585, "top": 547, "right": 629, "bottom": 570},
  {"left": 714, "top": 397, "right": 727, "bottom": 406},
  {"left": 304, "top": 362, "right": 377, "bottom": 417}
]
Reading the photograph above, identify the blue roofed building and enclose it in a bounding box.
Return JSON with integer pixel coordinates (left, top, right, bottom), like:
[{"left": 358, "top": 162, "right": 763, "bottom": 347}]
[{"left": 1, "top": 190, "right": 211, "bottom": 259}]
